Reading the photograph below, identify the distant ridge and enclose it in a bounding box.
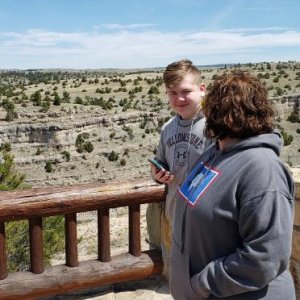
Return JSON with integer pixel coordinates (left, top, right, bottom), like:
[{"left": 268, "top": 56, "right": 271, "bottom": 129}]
[
  {"left": 0, "top": 60, "right": 299, "bottom": 73},
  {"left": 198, "top": 63, "right": 234, "bottom": 68}
]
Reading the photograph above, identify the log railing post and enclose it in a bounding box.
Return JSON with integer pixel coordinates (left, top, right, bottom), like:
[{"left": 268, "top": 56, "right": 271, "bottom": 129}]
[
  {"left": 129, "top": 204, "right": 141, "bottom": 256},
  {"left": 0, "top": 179, "right": 166, "bottom": 299},
  {"left": 65, "top": 213, "right": 78, "bottom": 267},
  {"left": 98, "top": 208, "right": 111, "bottom": 262},
  {"left": 0, "top": 222, "right": 7, "bottom": 279},
  {"left": 29, "top": 217, "right": 44, "bottom": 274}
]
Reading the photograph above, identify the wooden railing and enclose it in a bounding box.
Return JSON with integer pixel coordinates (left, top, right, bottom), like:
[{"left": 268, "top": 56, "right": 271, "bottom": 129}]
[
  {"left": 0, "top": 180, "right": 165, "bottom": 300},
  {"left": 291, "top": 170, "right": 300, "bottom": 292}
]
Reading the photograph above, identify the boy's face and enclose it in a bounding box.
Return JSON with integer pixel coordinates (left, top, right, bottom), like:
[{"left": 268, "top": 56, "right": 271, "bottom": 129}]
[{"left": 166, "top": 74, "right": 205, "bottom": 120}]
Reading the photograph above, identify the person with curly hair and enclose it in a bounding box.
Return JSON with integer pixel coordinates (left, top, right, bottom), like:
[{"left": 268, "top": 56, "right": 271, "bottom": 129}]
[{"left": 170, "top": 71, "right": 295, "bottom": 299}]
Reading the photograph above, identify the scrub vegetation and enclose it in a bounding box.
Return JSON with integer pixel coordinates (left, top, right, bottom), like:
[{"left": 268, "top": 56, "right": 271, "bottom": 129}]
[
  {"left": 0, "top": 61, "right": 299, "bottom": 188},
  {"left": 0, "top": 60, "right": 299, "bottom": 270}
]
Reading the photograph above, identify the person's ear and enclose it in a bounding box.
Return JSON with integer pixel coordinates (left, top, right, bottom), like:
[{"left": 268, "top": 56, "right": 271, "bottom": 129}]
[{"left": 199, "top": 83, "right": 206, "bottom": 97}]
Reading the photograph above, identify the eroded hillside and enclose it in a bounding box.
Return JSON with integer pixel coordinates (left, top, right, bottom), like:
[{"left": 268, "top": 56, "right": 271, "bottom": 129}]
[{"left": 0, "top": 61, "right": 299, "bottom": 187}]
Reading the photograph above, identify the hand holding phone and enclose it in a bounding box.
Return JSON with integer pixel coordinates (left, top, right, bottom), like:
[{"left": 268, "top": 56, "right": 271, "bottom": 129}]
[
  {"left": 149, "top": 157, "right": 173, "bottom": 184},
  {"left": 148, "top": 158, "right": 168, "bottom": 171}
]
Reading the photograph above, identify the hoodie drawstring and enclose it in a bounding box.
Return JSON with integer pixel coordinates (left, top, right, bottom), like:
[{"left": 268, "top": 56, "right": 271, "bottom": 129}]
[{"left": 180, "top": 201, "right": 189, "bottom": 253}]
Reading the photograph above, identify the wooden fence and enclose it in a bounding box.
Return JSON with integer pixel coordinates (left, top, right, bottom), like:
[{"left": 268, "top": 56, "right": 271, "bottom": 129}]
[
  {"left": 0, "top": 173, "right": 299, "bottom": 299},
  {"left": 291, "top": 170, "right": 300, "bottom": 293},
  {"left": 0, "top": 180, "right": 165, "bottom": 300}
]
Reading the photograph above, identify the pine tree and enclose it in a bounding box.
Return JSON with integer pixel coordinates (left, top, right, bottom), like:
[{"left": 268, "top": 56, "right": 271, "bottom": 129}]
[
  {"left": 0, "top": 148, "right": 64, "bottom": 271},
  {"left": 1, "top": 99, "right": 18, "bottom": 121},
  {"left": 0, "top": 152, "right": 25, "bottom": 190}
]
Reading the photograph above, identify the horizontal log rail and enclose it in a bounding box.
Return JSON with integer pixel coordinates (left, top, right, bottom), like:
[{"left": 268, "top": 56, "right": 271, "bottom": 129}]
[
  {"left": 0, "top": 180, "right": 165, "bottom": 221},
  {"left": 0, "top": 179, "right": 166, "bottom": 300}
]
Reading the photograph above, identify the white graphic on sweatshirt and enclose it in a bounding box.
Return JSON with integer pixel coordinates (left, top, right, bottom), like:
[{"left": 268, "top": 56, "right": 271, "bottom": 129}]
[
  {"left": 179, "top": 162, "right": 220, "bottom": 205},
  {"left": 174, "top": 143, "right": 189, "bottom": 166}
]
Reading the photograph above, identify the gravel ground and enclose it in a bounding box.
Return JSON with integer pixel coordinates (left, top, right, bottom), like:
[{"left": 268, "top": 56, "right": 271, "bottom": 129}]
[{"left": 43, "top": 276, "right": 173, "bottom": 300}]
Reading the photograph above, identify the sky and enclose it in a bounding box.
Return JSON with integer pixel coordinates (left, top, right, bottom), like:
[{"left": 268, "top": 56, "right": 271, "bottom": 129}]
[{"left": 0, "top": 0, "right": 300, "bottom": 69}]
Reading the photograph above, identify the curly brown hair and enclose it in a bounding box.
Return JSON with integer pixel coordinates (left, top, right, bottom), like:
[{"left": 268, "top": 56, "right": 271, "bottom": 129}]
[
  {"left": 202, "top": 70, "right": 275, "bottom": 140},
  {"left": 163, "top": 59, "right": 201, "bottom": 88}
]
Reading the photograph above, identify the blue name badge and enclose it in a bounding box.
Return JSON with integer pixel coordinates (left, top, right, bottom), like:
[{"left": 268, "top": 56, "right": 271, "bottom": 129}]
[{"left": 179, "top": 161, "right": 219, "bottom": 206}]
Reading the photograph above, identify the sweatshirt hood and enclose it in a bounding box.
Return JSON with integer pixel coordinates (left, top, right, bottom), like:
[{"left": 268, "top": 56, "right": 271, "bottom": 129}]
[
  {"left": 176, "top": 112, "right": 204, "bottom": 127},
  {"left": 220, "top": 131, "right": 283, "bottom": 157}
]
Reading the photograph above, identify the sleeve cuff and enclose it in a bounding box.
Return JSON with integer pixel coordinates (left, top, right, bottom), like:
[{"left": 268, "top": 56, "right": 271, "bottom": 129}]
[{"left": 191, "top": 275, "right": 210, "bottom": 298}]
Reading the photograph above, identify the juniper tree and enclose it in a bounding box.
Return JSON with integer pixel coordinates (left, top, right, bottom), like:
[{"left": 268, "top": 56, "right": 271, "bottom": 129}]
[{"left": 0, "top": 148, "right": 64, "bottom": 271}]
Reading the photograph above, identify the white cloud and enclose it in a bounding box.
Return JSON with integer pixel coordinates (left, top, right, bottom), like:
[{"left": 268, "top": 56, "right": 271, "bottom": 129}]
[
  {"left": 222, "top": 27, "right": 290, "bottom": 33},
  {"left": 0, "top": 27, "right": 300, "bottom": 69},
  {"left": 101, "top": 23, "right": 156, "bottom": 30}
]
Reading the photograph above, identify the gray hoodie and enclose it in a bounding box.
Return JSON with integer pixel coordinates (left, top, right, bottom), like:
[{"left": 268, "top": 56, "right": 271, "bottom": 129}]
[
  {"left": 156, "top": 113, "right": 211, "bottom": 222},
  {"left": 170, "top": 132, "right": 295, "bottom": 299}
]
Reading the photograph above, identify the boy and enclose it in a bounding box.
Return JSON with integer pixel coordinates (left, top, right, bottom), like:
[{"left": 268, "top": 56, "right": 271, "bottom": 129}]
[{"left": 147, "top": 59, "right": 211, "bottom": 277}]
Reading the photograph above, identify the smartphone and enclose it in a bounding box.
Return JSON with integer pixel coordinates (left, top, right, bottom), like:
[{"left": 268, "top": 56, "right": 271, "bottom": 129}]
[{"left": 148, "top": 157, "right": 169, "bottom": 171}]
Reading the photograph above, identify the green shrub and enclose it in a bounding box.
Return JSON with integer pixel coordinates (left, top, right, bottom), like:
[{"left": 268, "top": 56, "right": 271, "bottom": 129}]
[
  {"left": 287, "top": 111, "right": 300, "bottom": 123},
  {"left": 75, "top": 133, "right": 94, "bottom": 153},
  {"left": 120, "top": 158, "right": 126, "bottom": 166},
  {"left": 62, "top": 91, "right": 70, "bottom": 102},
  {"left": 61, "top": 150, "right": 71, "bottom": 161},
  {"left": 122, "top": 126, "right": 134, "bottom": 140},
  {"left": 45, "top": 161, "right": 53, "bottom": 173},
  {"left": 53, "top": 92, "right": 61, "bottom": 106},
  {"left": 84, "top": 141, "right": 94, "bottom": 153},
  {"left": 1, "top": 99, "right": 18, "bottom": 121},
  {"left": 0, "top": 152, "right": 25, "bottom": 190},
  {"left": 7, "top": 216, "right": 64, "bottom": 272},
  {"left": 274, "top": 87, "right": 284, "bottom": 96},
  {"left": 30, "top": 91, "right": 42, "bottom": 106},
  {"left": 75, "top": 134, "right": 85, "bottom": 148},
  {"left": 281, "top": 130, "right": 293, "bottom": 146},
  {"left": 0, "top": 142, "right": 11, "bottom": 152},
  {"left": 75, "top": 96, "right": 83, "bottom": 104},
  {"left": 40, "top": 99, "right": 51, "bottom": 112},
  {"left": 108, "top": 151, "right": 119, "bottom": 161},
  {"left": 0, "top": 152, "right": 64, "bottom": 271},
  {"left": 35, "top": 146, "right": 42, "bottom": 155}
]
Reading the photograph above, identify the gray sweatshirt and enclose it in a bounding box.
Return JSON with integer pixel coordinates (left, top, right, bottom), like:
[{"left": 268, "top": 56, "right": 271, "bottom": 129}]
[
  {"left": 170, "top": 132, "right": 295, "bottom": 299},
  {"left": 155, "top": 113, "right": 211, "bottom": 222}
]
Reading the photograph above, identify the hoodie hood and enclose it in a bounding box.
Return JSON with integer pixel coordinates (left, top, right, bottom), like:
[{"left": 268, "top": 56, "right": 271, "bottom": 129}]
[
  {"left": 176, "top": 112, "right": 205, "bottom": 127},
  {"left": 220, "top": 131, "right": 283, "bottom": 157}
]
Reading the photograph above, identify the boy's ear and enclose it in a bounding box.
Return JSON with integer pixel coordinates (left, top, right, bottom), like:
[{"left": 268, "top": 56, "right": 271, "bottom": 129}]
[{"left": 199, "top": 83, "right": 206, "bottom": 96}]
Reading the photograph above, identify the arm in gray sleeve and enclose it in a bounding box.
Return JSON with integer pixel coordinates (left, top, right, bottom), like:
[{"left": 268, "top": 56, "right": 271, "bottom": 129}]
[
  {"left": 150, "top": 126, "right": 167, "bottom": 183},
  {"left": 155, "top": 126, "right": 167, "bottom": 165},
  {"left": 191, "top": 191, "right": 294, "bottom": 298}
]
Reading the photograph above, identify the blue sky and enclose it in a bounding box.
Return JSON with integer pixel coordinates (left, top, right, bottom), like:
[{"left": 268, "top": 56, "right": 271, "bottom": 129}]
[{"left": 0, "top": 0, "right": 300, "bottom": 69}]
